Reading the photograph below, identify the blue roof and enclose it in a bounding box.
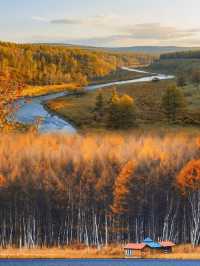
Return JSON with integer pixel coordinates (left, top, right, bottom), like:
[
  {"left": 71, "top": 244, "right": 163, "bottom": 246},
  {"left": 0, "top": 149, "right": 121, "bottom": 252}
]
[
  {"left": 143, "top": 237, "right": 161, "bottom": 248},
  {"left": 146, "top": 242, "right": 161, "bottom": 248},
  {"left": 143, "top": 237, "right": 154, "bottom": 243}
]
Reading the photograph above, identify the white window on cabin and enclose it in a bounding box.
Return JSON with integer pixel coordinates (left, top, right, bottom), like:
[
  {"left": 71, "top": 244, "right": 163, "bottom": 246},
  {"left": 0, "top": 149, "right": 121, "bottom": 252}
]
[{"left": 126, "top": 249, "right": 133, "bottom": 256}]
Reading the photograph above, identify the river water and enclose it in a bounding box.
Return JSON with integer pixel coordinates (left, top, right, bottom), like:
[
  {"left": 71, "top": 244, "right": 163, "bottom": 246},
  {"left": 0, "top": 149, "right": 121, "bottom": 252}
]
[
  {"left": 0, "top": 259, "right": 199, "bottom": 266},
  {"left": 14, "top": 68, "right": 174, "bottom": 133}
]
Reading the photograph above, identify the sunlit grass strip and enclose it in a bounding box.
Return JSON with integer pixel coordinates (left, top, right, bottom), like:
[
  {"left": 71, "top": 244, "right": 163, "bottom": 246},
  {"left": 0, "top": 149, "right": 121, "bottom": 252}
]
[
  {"left": 0, "top": 245, "right": 200, "bottom": 259},
  {"left": 21, "top": 82, "right": 80, "bottom": 97}
]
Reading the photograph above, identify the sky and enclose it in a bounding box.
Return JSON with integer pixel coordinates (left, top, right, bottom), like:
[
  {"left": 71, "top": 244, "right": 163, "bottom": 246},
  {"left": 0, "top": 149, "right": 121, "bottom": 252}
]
[{"left": 1, "top": 0, "right": 200, "bottom": 47}]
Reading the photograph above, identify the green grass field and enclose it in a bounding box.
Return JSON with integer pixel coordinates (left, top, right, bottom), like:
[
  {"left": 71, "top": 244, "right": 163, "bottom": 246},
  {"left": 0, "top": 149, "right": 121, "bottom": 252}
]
[{"left": 45, "top": 79, "right": 200, "bottom": 132}]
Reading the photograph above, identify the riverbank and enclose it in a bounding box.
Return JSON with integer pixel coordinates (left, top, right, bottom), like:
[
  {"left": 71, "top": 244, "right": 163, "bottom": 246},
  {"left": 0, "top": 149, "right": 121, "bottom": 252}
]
[
  {"left": 0, "top": 245, "right": 200, "bottom": 259},
  {"left": 90, "top": 67, "right": 149, "bottom": 85},
  {"left": 20, "top": 68, "right": 148, "bottom": 98},
  {"left": 14, "top": 67, "right": 155, "bottom": 133},
  {"left": 0, "top": 246, "right": 122, "bottom": 259},
  {"left": 21, "top": 82, "right": 81, "bottom": 97}
]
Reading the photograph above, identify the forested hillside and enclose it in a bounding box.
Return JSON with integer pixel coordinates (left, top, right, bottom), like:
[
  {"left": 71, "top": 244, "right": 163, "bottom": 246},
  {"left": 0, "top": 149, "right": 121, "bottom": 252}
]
[
  {"left": 148, "top": 49, "right": 200, "bottom": 78},
  {"left": 0, "top": 133, "right": 199, "bottom": 248},
  {"left": 0, "top": 42, "right": 152, "bottom": 86},
  {"left": 107, "top": 46, "right": 200, "bottom": 54},
  {"left": 160, "top": 50, "right": 200, "bottom": 59}
]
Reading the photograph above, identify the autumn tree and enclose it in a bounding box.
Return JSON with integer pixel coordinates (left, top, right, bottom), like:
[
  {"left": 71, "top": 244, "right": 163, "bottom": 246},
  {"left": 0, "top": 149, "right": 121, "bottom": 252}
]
[
  {"left": 0, "top": 133, "right": 198, "bottom": 247},
  {"left": 0, "top": 42, "right": 152, "bottom": 88},
  {"left": 162, "top": 85, "right": 187, "bottom": 123},
  {"left": 177, "top": 74, "right": 187, "bottom": 87},
  {"left": 93, "top": 90, "right": 105, "bottom": 122},
  {"left": 107, "top": 89, "right": 136, "bottom": 129},
  {"left": 191, "top": 69, "right": 200, "bottom": 88},
  {"left": 177, "top": 160, "right": 200, "bottom": 246},
  {"left": 0, "top": 73, "right": 22, "bottom": 131},
  {"left": 112, "top": 160, "right": 136, "bottom": 215}
]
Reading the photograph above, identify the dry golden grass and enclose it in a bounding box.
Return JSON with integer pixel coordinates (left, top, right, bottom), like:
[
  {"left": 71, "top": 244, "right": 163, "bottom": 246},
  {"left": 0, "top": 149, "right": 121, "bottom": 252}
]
[
  {"left": 142, "top": 245, "right": 200, "bottom": 260},
  {"left": 47, "top": 100, "right": 75, "bottom": 111},
  {"left": 1, "top": 245, "right": 200, "bottom": 259},
  {"left": 21, "top": 83, "right": 80, "bottom": 97},
  {"left": 0, "top": 246, "right": 123, "bottom": 259}
]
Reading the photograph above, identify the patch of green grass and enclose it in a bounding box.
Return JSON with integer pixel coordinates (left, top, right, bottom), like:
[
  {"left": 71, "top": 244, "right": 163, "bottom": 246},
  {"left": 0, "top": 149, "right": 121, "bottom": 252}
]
[
  {"left": 181, "top": 84, "right": 200, "bottom": 110},
  {"left": 46, "top": 79, "right": 200, "bottom": 132},
  {"left": 46, "top": 91, "right": 108, "bottom": 129}
]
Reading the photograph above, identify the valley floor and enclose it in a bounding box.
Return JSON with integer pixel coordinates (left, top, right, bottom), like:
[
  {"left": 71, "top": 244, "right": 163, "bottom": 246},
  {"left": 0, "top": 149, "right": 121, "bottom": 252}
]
[{"left": 45, "top": 79, "right": 200, "bottom": 132}]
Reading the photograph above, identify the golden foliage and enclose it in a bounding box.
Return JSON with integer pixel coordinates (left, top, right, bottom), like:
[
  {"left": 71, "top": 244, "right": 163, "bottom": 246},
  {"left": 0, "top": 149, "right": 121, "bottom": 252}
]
[
  {"left": 112, "top": 160, "right": 136, "bottom": 214},
  {"left": 177, "top": 160, "right": 200, "bottom": 192},
  {"left": 0, "top": 132, "right": 198, "bottom": 203},
  {"left": 120, "top": 94, "right": 134, "bottom": 106},
  {"left": 0, "top": 73, "right": 23, "bottom": 131},
  {"left": 0, "top": 174, "right": 6, "bottom": 188},
  {"left": 21, "top": 83, "right": 80, "bottom": 97}
]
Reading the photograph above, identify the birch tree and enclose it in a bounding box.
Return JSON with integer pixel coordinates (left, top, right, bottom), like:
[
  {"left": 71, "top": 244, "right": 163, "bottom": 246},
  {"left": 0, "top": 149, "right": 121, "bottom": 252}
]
[{"left": 177, "top": 160, "right": 200, "bottom": 246}]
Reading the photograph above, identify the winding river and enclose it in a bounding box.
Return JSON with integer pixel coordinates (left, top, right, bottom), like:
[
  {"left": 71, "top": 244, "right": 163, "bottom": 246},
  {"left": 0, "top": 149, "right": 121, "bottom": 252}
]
[{"left": 14, "top": 68, "right": 174, "bottom": 133}]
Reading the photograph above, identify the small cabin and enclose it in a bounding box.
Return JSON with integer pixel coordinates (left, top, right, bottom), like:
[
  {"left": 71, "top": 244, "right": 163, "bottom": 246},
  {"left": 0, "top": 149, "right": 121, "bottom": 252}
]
[
  {"left": 124, "top": 243, "right": 148, "bottom": 258},
  {"left": 143, "top": 237, "right": 162, "bottom": 254},
  {"left": 124, "top": 238, "right": 176, "bottom": 258},
  {"left": 159, "top": 241, "right": 175, "bottom": 253}
]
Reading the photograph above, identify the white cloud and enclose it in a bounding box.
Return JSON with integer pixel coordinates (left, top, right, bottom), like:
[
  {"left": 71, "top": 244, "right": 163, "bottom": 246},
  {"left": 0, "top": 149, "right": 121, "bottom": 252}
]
[
  {"left": 126, "top": 23, "right": 197, "bottom": 40},
  {"left": 50, "top": 14, "right": 120, "bottom": 27},
  {"left": 32, "top": 16, "right": 49, "bottom": 22},
  {"left": 50, "top": 18, "right": 82, "bottom": 24},
  {"left": 31, "top": 14, "right": 200, "bottom": 46}
]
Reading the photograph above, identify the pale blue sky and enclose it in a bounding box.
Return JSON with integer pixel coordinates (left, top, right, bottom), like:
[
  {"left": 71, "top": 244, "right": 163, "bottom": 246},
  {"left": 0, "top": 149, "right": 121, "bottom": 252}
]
[{"left": 1, "top": 0, "right": 200, "bottom": 46}]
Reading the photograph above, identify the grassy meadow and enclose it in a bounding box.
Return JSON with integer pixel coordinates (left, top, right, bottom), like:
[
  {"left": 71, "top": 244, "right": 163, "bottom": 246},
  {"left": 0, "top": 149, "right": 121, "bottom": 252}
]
[
  {"left": 21, "top": 82, "right": 81, "bottom": 97},
  {"left": 0, "top": 245, "right": 200, "bottom": 259},
  {"left": 45, "top": 79, "right": 200, "bottom": 131}
]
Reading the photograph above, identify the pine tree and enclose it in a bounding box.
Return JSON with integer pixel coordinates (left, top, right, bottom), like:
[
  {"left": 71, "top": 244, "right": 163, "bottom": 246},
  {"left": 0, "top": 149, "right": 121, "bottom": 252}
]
[
  {"left": 94, "top": 90, "right": 105, "bottom": 122},
  {"left": 191, "top": 69, "right": 200, "bottom": 88},
  {"left": 177, "top": 160, "right": 200, "bottom": 246},
  {"left": 177, "top": 74, "right": 187, "bottom": 87},
  {"left": 162, "top": 85, "right": 187, "bottom": 123}
]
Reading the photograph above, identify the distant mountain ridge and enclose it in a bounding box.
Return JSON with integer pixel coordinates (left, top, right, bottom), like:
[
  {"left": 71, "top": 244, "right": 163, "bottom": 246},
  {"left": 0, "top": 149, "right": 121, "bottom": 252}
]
[
  {"left": 106, "top": 46, "right": 200, "bottom": 54},
  {"left": 35, "top": 43, "right": 200, "bottom": 54}
]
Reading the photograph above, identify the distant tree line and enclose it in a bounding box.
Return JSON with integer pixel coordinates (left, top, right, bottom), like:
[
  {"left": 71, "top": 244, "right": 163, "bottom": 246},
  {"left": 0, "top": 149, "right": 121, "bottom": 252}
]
[
  {"left": 150, "top": 49, "right": 200, "bottom": 86},
  {"left": 160, "top": 50, "right": 200, "bottom": 60},
  {"left": 0, "top": 41, "right": 152, "bottom": 87}
]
